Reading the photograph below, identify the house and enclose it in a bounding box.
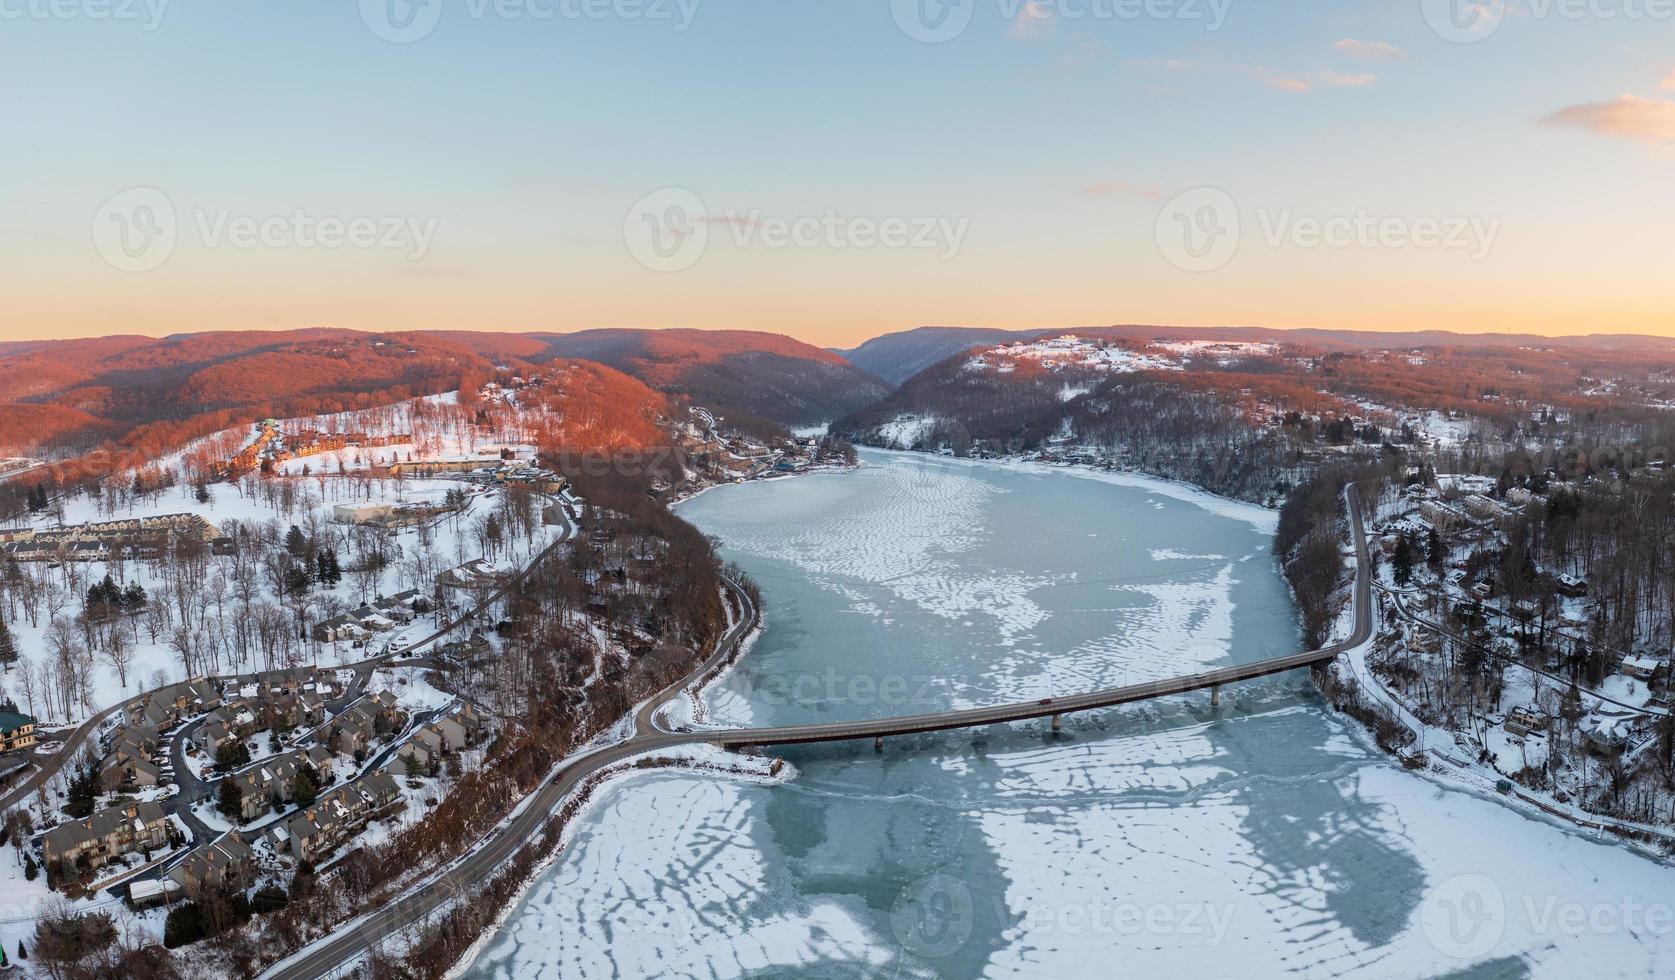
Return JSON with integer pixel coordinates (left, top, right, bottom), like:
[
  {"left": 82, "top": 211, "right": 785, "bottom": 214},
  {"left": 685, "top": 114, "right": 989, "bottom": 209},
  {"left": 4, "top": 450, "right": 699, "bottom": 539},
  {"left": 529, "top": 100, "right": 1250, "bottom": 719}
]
[
  {"left": 348, "top": 607, "right": 397, "bottom": 633},
  {"left": 396, "top": 740, "right": 433, "bottom": 773},
  {"left": 1556, "top": 573, "right": 1588, "bottom": 598},
  {"left": 196, "top": 720, "right": 240, "bottom": 761},
  {"left": 439, "top": 630, "right": 493, "bottom": 662},
  {"left": 224, "top": 747, "right": 334, "bottom": 823},
  {"left": 106, "top": 723, "right": 159, "bottom": 762},
  {"left": 284, "top": 768, "right": 402, "bottom": 862},
  {"left": 252, "top": 666, "right": 340, "bottom": 700},
  {"left": 195, "top": 699, "right": 262, "bottom": 759},
  {"left": 267, "top": 690, "right": 327, "bottom": 731},
  {"left": 1420, "top": 500, "right": 1468, "bottom": 531},
  {"left": 41, "top": 801, "right": 170, "bottom": 875},
  {"left": 450, "top": 702, "right": 487, "bottom": 742},
  {"left": 0, "top": 711, "right": 37, "bottom": 753},
  {"left": 167, "top": 833, "right": 253, "bottom": 896},
  {"left": 1581, "top": 714, "right": 1635, "bottom": 755},
  {"left": 1504, "top": 706, "right": 1549, "bottom": 737},
  {"left": 325, "top": 691, "right": 402, "bottom": 758},
  {"left": 1620, "top": 655, "right": 1666, "bottom": 683},
  {"left": 374, "top": 590, "right": 427, "bottom": 622},
  {"left": 332, "top": 502, "right": 398, "bottom": 525},
  {"left": 429, "top": 715, "right": 469, "bottom": 753},
  {"left": 100, "top": 753, "right": 162, "bottom": 792},
  {"left": 128, "top": 679, "right": 221, "bottom": 730},
  {"left": 312, "top": 614, "right": 369, "bottom": 644}
]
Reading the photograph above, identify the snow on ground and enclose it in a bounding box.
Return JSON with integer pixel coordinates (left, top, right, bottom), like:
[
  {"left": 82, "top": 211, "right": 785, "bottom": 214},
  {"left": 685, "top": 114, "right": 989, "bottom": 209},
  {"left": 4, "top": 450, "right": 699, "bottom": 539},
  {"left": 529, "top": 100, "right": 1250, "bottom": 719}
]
[
  {"left": 965, "top": 335, "right": 1183, "bottom": 376},
  {"left": 366, "top": 666, "right": 455, "bottom": 713},
  {"left": 2, "top": 471, "right": 558, "bottom": 728},
  {"left": 875, "top": 415, "right": 941, "bottom": 449},
  {"left": 1152, "top": 340, "right": 1279, "bottom": 362}
]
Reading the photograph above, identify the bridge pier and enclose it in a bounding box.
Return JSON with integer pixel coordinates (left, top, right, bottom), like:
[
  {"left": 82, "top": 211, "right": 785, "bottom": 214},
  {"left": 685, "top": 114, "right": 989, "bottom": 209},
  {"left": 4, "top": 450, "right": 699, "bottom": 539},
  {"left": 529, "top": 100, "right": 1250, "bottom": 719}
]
[
  {"left": 1210, "top": 684, "right": 1221, "bottom": 707},
  {"left": 874, "top": 736, "right": 884, "bottom": 753},
  {"left": 1051, "top": 713, "right": 1062, "bottom": 734}
]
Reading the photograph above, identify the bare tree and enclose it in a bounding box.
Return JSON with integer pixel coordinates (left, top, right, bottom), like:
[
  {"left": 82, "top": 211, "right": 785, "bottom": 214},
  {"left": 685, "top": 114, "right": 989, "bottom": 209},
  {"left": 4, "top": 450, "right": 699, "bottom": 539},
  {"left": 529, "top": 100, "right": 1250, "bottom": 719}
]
[{"left": 103, "top": 630, "right": 134, "bottom": 690}]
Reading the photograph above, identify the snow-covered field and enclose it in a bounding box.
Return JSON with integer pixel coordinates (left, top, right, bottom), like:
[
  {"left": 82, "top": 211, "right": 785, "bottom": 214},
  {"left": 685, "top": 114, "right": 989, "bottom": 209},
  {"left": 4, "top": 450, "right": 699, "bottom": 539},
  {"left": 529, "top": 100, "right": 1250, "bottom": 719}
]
[
  {"left": 965, "top": 335, "right": 1182, "bottom": 376},
  {"left": 2, "top": 470, "right": 557, "bottom": 729}
]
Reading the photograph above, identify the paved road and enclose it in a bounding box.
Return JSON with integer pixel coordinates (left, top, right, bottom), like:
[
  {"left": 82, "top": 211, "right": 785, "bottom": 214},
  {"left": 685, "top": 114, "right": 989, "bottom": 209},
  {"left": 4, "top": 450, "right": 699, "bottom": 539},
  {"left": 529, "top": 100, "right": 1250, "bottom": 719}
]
[{"left": 265, "top": 488, "right": 1372, "bottom": 980}]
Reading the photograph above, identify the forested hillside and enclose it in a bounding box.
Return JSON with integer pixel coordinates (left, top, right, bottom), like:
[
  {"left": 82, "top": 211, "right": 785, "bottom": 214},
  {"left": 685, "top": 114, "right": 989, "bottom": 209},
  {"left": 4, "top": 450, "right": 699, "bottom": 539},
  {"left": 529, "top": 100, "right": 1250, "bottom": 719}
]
[{"left": 432, "top": 329, "right": 889, "bottom": 426}]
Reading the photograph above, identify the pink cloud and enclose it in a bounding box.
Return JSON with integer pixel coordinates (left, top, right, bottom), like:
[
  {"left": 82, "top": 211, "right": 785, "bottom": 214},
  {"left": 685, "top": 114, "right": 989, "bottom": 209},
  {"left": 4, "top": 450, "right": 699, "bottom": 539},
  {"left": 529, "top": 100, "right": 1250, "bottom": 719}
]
[
  {"left": 1333, "top": 38, "right": 1407, "bottom": 61},
  {"left": 1265, "top": 71, "right": 1374, "bottom": 93},
  {"left": 1543, "top": 95, "right": 1675, "bottom": 143}
]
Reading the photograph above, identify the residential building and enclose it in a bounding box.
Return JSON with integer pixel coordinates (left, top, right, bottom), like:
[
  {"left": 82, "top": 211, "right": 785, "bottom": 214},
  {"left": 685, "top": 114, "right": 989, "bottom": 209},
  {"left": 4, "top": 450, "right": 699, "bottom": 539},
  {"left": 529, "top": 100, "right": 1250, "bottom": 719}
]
[
  {"left": 1620, "top": 655, "right": 1666, "bottom": 683},
  {"left": 41, "top": 801, "right": 170, "bottom": 875},
  {"left": 0, "top": 711, "right": 37, "bottom": 753},
  {"left": 167, "top": 833, "right": 253, "bottom": 896},
  {"left": 284, "top": 768, "right": 402, "bottom": 863},
  {"left": 224, "top": 747, "right": 333, "bottom": 823},
  {"left": 1504, "top": 707, "right": 1549, "bottom": 737}
]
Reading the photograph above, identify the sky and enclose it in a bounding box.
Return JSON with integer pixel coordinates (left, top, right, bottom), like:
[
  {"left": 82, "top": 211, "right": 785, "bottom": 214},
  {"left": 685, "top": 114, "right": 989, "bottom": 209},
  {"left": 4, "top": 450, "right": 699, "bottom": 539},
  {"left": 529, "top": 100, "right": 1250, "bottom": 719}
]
[{"left": 2, "top": 0, "right": 1673, "bottom": 349}]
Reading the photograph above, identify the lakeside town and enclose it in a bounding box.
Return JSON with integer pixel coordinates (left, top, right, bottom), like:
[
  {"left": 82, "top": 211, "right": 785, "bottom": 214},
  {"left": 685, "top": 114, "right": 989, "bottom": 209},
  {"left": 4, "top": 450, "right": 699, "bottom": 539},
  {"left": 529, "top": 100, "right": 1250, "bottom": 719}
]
[{"left": 0, "top": 379, "right": 847, "bottom": 971}]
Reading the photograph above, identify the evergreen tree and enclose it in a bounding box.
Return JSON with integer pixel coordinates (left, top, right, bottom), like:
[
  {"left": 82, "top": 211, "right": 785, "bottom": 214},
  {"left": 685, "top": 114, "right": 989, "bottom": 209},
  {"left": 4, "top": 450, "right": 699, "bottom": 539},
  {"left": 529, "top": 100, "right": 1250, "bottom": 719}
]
[
  {"left": 16, "top": 939, "right": 25, "bottom": 960},
  {"left": 0, "top": 618, "right": 17, "bottom": 672},
  {"left": 1392, "top": 535, "right": 1416, "bottom": 587},
  {"left": 217, "top": 779, "right": 244, "bottom": 821},
  {"left": 285, "top": 525, "right": 308, "bottom": 557},
  {"left": 293, "top": 766, "right": 318, "bottom": 808},
  {"left": 315, "top": 548, "right": 342, "bottom": 587},
  {"left": 1426, "top": 527, "right": 1444, "bottom": 569},
  {"left": 284, "top": 563, "right": 312, "bottom": 598},
  {"left": 193, "top": 481, "right": 212, "bottom": 504},
  {"left": 121, "top": 582, "right": 148, "bottom": 614}
]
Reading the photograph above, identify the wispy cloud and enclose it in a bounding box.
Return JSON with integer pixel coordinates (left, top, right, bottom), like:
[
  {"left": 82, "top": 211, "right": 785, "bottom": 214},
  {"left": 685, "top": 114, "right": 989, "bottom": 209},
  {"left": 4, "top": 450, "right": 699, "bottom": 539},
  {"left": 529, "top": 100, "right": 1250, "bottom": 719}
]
[
  {"left": 1333, "top": 38, "right": 1407, "bottom": 61},
  {"left": 1135, "top": 57, "right": 1375, "bottom": 93},
  {"left": 1265, "top": 69, "right": 1376, "bottom": 92},
  {"left": 1077, "top": 180, "right": 1164, "bottom": 200},
  {"left": 1543, "top": 95, "right": 1675, "bottom": 143}
]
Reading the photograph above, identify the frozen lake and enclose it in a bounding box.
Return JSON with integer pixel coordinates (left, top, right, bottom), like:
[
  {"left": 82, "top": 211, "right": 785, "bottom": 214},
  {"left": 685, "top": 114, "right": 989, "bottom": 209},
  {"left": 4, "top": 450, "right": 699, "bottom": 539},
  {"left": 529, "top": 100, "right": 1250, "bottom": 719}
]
[{"left": 465, "top": 451, "right": 1674, "bottom": 979}]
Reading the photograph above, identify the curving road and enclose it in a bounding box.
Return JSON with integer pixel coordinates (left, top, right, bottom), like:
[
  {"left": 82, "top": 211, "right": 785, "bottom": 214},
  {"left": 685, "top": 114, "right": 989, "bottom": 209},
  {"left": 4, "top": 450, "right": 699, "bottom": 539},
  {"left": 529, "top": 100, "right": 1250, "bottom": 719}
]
[{"left": 264, "top": 488, "right": 1371, "bottom": 980}]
